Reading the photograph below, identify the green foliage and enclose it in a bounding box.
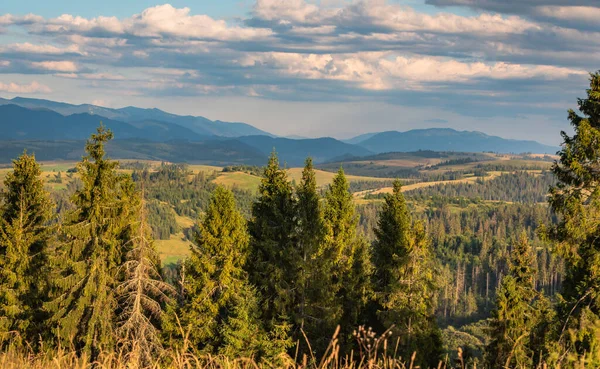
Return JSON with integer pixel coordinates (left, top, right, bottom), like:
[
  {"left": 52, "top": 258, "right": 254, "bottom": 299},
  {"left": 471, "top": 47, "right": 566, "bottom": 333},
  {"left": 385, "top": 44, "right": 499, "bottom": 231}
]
[
  {"left": 294, "top": 158, "right": 334, "bottom": 354},
  {"left": 372, "top": 180, "right": 441, "bottom": 366},
  {"left": 0, "top": 152, "right": 53, "bottom": 347},
  {"left": 545, "top": 71, "right": 600, "bottom": 367},
  {"left": 171, "top": 186, "right": 278, "bottom": 359},
  {"left": 47, "top": 126, "right": 137, "bottom": 358},
  {"left": 485, "top": 234, "right": 544, "bottom": 369},
  {"left": 323, "top": 167, "right": 373, "bottom": 348},
  {"left": 247, "top": 152, "right": 298, "bottom": 332}
]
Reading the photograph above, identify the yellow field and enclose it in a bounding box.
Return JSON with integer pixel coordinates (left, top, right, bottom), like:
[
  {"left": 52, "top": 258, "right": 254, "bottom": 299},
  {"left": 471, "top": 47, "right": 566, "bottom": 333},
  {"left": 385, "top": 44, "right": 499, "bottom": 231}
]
[
  {"left": 354, "top": 171, "right": 503, "bottom": 198},
  {"left": 286, "top": 168, "right": 390, "bottom": 186},
  {"left": 155, "top": 233, "right": 192, "bottom": 265},
  {"left": 213, "top": 172, "right": 262, "bottom": 192}
]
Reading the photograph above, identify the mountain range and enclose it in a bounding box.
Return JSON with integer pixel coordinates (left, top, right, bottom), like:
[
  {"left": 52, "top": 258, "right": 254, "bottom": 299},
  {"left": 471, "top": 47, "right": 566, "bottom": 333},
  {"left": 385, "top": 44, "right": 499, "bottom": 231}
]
[{"left": 0, "top": 97, "right": 558, "bottom": 165}]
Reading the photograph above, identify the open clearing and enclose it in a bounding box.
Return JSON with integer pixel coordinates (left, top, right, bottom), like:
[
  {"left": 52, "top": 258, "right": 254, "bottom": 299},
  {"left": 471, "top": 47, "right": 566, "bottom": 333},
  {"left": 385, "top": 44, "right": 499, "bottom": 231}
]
[{"left": 353, "top": 171, "right": 503, "bottom": 198}]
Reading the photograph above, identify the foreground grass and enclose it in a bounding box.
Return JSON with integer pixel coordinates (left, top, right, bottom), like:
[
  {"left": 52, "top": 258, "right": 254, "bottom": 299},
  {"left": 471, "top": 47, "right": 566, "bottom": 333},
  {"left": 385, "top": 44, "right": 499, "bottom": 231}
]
[{"left": 0, "top": 348, "right": 466, "bottom": 369}]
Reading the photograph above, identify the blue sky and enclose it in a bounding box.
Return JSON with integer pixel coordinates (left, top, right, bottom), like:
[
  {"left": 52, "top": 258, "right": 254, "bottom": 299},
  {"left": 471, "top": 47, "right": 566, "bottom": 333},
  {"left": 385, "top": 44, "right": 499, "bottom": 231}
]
[{"left": 1, "top": 0, "right": 598, "bottom": 144}]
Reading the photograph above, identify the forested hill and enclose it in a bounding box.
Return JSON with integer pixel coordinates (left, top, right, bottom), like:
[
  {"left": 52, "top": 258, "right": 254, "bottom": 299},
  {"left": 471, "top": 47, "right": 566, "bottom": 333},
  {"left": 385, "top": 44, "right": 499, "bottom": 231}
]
[
  {"left": 0, "top": 98, "right": 559, "bottom": 165},
  {"left": 0, "top": 96, "right": 271, "bottom": 137},
  {"left": 352, "top": 128, "right": 558, "bottom": 154}
]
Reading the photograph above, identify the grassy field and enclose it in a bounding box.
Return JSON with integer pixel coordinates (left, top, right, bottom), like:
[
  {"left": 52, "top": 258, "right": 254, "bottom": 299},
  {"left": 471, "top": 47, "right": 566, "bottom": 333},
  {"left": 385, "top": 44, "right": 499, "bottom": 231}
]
[
  {"left": 213, "top": 172, "right": 262, "bottom": 192},
  {"left": 353, "top": 171, "right": 504, "bottom": 198}
]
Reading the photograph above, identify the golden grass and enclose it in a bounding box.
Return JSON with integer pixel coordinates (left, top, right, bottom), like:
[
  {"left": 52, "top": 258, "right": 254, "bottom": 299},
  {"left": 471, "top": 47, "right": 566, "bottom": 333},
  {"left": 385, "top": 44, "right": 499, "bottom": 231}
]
[
  {"left": 213, "top": 172, "right": 262, "bottom": 192},
  {"left": 286, "top": 168, "right": 390, "bottom": 187},
  {"left": 0, "top": 326, "right": 472, "bottom": 369},
  {"left": 354, "top": 172, "right": 502, "bottom": 198},
  {"left": 155, "top": 233, "right": 193, "bottom": 265}
]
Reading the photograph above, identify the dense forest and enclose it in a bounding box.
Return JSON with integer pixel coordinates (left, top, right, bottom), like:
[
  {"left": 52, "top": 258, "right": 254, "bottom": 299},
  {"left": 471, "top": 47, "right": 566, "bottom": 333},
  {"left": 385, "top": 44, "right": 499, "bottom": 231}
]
[{"left": 1, "top": 73, "right": 600, "bottom": 368}]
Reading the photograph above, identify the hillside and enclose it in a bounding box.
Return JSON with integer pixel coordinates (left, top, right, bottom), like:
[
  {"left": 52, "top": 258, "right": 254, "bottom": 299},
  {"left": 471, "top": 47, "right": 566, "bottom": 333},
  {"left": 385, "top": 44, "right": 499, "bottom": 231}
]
[
  {"left": 237, "top": 136, "right": 372, "bottom": 166},
  {"left": 354, "top": 128, "right": 558, "bottom": 154},
  {"left": 0, "top": 96, "right": 271, "bottom": 137},
  {"left": 0, "top": 104, "right": 206, "bottom": 141}
]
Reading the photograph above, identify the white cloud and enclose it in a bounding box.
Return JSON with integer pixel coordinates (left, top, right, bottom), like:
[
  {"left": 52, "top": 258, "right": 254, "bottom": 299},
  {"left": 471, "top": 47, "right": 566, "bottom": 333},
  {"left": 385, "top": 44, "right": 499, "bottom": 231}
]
[
  {"left": 30, "top": 60, "right": 78, "bottom": 72},
  {"left": 0, "top": 81, "right": 51, "bottom": 93},
  {"left": 253, "top": 0, "right": 321, "bottom": 22},
  {"left": 240, "top": 52, "right": 586, "bottom": 90},
  {"left": 0, "top": 42, "right": 85, "bottom": 55},
  {"left": 22, "top": 4, "right": 272, "bottom": 42},
  {"left": 535, "top": 6, "right": 600, "bottom": 25}
]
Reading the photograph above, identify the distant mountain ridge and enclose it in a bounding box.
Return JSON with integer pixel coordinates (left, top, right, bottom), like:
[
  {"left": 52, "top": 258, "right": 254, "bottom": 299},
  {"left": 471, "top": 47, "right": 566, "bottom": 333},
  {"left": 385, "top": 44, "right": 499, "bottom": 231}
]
[
  {"left": 0, "top": 96, "right": 559, "bottom": 165},
  {"left": 352, "top": 128, "right": 558, "bottom": 154},
  {"left": 0, "top": 96, "right": 271, "bottom": 138}
]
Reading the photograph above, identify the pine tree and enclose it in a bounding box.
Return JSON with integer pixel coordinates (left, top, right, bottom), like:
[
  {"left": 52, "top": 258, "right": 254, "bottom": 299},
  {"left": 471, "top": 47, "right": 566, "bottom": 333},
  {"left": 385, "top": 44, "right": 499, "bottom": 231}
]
[
  {"left": 247, "top": 152, "right": 297, "bottom": 341},
  {"left": 173, "top": 186, "right": 273, "bottom": 358},
  {"left": 294, "top": 158, "right": 333, "bottom": 354},
  {"left": 486, "top": 233, "right": 540, "bottom": 369},
  {"left": 323, "top": 167, "right": 372, "bottom": 348},
  {"left": 372, "top": 180, "right": 441, "bottom": 367},
  {"left": 0, "top": 152, "right": 53, "bottom": 347},
  {"left": 546, "top": 71, "right": 600, "bottom": 366},
  {"left": 117, "top": 189, "right": 174, "bottom": 367},
  {"left": 47, "top": 126, "right": 137, "bottom": 358}
]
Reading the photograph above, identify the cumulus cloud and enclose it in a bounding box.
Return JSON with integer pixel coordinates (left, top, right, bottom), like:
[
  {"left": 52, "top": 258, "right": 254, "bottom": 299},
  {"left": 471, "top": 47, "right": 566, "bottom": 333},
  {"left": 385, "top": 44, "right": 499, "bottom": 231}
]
[
  {"left": 0, "top": 81, "right": 51, "bottom": 93},
  {"left": 0, "top": 1, "right": 597, "bottom": 131},
  {"left": 30, "top": 60, "right": 78, "bottom": 72},
  {"left": 18, "top": 4, "right": 272, "bottom": 42},
  {"left": 0, "top": 42, "right": 85, "bottom": 55}
]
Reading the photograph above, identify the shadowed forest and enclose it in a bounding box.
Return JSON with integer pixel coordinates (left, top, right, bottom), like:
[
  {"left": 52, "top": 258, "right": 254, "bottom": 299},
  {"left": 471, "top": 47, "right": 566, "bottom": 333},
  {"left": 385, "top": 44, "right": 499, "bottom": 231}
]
[{"left": 1, "top": 73, "right": 600, "bottom": 368}]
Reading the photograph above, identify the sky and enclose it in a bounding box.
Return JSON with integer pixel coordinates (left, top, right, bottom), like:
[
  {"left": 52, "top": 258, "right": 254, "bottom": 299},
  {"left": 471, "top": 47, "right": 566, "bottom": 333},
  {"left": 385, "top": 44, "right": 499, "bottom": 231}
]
[{"left": 0, "top": 1, "right": 598, "bottom": 145}]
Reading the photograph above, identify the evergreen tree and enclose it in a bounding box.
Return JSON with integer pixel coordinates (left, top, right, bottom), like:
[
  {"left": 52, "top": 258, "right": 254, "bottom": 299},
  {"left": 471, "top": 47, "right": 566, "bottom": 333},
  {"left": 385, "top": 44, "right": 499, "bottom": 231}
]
[
  {"left": 117, "top": 190, "right": 174, "bottom": 367},
  {"left": 323, "top": 167, "right": 372, "bottom": 348},
  {"left": 0, "top": 152, "right": 53, "bottom": 347},
  {"left": 294, "top": 158, "right": 333, "bottom": 354},
  {"left": 47, "top": 126, "right": 137, "bottom": 359},
  {"left": 247, "top": 152, "right": 297, "bottom": 341},
  {"left": 372, "top": 180, "right": 441, "bottom": 367},
  {"left": 486, "top": 233, "right": 540, "bottom": 369},
  {"left": 173, "top": 186, "right": 273, "bottom": 358},
  {"left": 546, "top": 71, "right": 600, "bottom": 366}
]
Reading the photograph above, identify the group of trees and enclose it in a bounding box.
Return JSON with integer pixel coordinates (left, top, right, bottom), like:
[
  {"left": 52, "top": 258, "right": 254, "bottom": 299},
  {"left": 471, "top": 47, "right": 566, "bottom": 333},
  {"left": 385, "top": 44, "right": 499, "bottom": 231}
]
[
  {"left": 0, "top": 132, "right": 440, "bottom": 367},
  {"left": 1, "top": 72, "right": 600, "bottom": 368}
]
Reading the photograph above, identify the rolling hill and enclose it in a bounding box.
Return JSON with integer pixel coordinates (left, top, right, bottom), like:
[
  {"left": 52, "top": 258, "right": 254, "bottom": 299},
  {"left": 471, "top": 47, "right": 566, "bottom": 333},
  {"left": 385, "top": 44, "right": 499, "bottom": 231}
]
[
  {"left": 0, "top": 97, "right": 271, "bottom": 137},
  {"left": 236, "top": 136, "right": 372, "bottom": 166},
  {"left": 352, "top": 128, "right": 558, "bottom": 154}
]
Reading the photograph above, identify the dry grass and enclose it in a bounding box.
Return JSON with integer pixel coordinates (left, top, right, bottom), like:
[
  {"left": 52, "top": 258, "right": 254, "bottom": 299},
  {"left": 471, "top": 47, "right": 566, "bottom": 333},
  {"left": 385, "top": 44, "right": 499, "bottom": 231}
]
[
  {"left": 154, "top": 233, "right": 193, "bottom": 265},
  {"left": 0, "top": 326, "right": 471, "bottom": 369}
]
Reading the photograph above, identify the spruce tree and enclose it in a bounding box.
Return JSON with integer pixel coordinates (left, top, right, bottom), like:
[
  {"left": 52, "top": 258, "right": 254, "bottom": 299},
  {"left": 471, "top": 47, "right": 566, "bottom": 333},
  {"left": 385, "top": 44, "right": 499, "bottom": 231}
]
[
  {"left": 173, "top": 186, "right": 272, "bottom": 358},
  {"left": 47, "top": 126, "right": 136, "bottom": 358},
  {"left": 486, "top": 233, "right": 540, "bottom": 369},
  {"left": 247, "top": 152, "right": 297, "bottom": 340},
  {"left": 294, "top": 158, "right": 333, "bottom": 354},
  {"left": 372, "top": 180, "right": 441, "bottom": 367},
  {"left": 0, "top": 152, "right": 53, "bottom": 347},
  {"left": 546, "top": 71, "right": 600, "bottom": 366},
  {"left": 323, "top": 167, "right": 372, "bottom": 347},
  {"left": 117, "top": 190, "right": 174, "bottom": 367}
]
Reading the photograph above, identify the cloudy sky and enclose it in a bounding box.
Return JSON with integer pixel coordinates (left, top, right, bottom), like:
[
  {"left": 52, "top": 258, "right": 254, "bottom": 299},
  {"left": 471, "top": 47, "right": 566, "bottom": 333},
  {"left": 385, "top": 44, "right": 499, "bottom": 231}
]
[{"left": 0, "top": 0, "right": 597, "bottom": 144}]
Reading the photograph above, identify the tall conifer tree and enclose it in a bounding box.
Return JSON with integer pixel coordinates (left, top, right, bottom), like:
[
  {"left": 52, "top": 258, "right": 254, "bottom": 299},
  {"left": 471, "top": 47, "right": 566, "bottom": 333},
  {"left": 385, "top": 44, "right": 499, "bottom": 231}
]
[
  {"left": 372, "top": 180, "right": 441, "bottom": 367},
  {"left": 171, "top": 186, "right": 272, "bottom": 358},
  {"left": 323, "top": 167, "right": 372, "bottom": 347},
  {"left": 0, "top": 152, "right": 53, "bottom": 347},
  {"left": 247, "top": 152, "right": 297, "bottom": 339},
  {"left": 546, "top": 71, "right": 600, "bottom": 366},
  {"left": 294, "top": 158, "right": 333, "bottom": 354},
  {"left": 47, "top": 126, "right": 136, "bottom": 358},
  {"left": 486, "top": 233, "right": 540, "bottom": 369}
]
